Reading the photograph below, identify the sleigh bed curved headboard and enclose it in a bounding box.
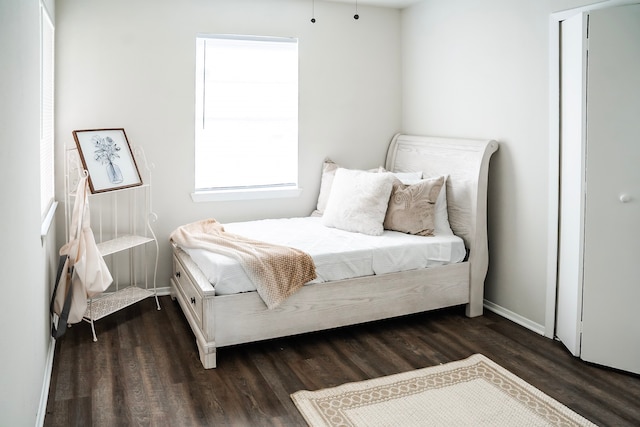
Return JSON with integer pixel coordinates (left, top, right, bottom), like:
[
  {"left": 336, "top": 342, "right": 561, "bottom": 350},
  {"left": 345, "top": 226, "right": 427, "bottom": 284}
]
[{"left": 385, "top": 134, "right": 499, "bottom": 317}]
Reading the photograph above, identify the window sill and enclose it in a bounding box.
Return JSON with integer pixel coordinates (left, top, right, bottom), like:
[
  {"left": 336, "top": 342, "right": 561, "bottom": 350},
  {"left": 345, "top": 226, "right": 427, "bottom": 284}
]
[
  {"left": 191, "top": 187, "right": 303, "bottom": 202},
  {"left": 41, "top": 201, "right": 58, "bottom": 242}
]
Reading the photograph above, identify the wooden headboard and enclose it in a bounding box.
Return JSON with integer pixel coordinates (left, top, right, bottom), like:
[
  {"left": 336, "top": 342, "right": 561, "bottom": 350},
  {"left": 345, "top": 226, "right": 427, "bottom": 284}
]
[{"left": 385, "top": 134, "right": 499, "bottom": 316}]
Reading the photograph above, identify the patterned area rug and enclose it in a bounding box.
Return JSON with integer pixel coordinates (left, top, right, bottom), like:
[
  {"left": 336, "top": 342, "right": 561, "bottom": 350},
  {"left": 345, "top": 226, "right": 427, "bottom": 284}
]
[{"left": 291, "top": 354, "right": 596, "bottom": 427}]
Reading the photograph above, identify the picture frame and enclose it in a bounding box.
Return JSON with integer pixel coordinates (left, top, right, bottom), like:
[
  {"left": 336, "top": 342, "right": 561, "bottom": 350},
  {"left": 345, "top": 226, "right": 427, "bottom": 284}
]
[{"left": 72, "top": 128, "right": 143, "bottom": 193}]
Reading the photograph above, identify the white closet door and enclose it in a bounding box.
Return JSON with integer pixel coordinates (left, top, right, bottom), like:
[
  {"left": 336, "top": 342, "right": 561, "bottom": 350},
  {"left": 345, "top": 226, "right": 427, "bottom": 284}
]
[
  {"left": 556, "top": 12, "right": 587, "bottom": 356},
  {"left": 581, "top": 4, "right": 640, "bottom": 374}
]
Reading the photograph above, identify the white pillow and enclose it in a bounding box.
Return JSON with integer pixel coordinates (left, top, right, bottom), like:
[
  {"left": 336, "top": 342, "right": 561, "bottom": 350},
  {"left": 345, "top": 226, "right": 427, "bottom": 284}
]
[
  {"left": 392, "top": 171, "right": 423, "bottom": 184},
  {"left": 434, "top": 175, "right": 454, "bottom": 235},
  {"left": 322, "top": 168, "right": 395, "bottom": 236},
  {"left": 311, "top": 159, "right": 339, "bottom": 217},
  {"left": 312, "top": 159, "right": 382, "bottom": 217}
]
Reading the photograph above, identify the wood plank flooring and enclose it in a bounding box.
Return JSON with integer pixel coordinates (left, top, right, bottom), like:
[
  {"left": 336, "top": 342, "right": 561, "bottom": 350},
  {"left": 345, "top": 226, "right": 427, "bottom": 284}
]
[{"left": 44, "top": 296, "right": 640, "bottom": 426}]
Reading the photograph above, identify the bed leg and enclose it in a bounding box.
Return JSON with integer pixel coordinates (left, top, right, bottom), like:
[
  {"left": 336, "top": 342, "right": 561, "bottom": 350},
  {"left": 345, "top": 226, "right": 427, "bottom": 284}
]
[
  {"left": 197, "top": 339, "right": 217, "bottom": 369},
  {"left": 466, "top": 270, "right": 485, "bottom": 317},
  {"left": 465, "top": 285, "right": 484, "bottom": 317},
  {"left": 466, "top": 277, "right": 484, "bottom": 317},
  {"left": 465, "top": 302, "right": 483, "bottom": 318}
]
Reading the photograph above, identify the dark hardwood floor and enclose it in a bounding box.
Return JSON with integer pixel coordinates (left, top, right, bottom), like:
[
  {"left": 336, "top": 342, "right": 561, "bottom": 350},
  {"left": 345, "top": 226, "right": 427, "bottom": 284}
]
[{"left": 45, "top": 296, "right": 640, "bottom": 426}]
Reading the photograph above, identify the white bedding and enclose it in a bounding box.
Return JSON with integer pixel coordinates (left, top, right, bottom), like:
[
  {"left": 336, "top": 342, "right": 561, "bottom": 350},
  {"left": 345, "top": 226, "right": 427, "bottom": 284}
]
[{"left": 181, "top": 216, "right": 466, "bottom": 295}]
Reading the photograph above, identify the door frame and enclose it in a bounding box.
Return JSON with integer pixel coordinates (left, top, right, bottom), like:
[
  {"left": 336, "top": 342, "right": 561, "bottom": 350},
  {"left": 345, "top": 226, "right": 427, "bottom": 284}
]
[{"left": 546, "top": 0, "right": 640, "bottom": 339}]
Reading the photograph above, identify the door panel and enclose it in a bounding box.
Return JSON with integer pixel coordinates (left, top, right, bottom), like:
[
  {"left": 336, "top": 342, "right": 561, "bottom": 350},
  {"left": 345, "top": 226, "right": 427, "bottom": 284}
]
[
  {"left": 556, "top": 12, "right": 587, "bottom": 356},
  {"left": 581, "top": 4, "right": 640, "bottom": 374}
]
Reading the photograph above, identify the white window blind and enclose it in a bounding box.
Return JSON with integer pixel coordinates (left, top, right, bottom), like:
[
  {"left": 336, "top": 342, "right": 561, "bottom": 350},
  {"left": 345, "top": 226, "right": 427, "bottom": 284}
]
[
  {"left": 40, "top": 5, "right": 55, "bottom": 221},
  {"left": 194, "top": 35, "right": 299, "bottom": 192}
]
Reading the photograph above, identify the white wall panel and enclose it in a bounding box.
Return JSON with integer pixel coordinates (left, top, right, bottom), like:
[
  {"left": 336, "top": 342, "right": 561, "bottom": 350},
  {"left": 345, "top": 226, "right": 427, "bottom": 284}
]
[{"left": 0, "top": 1, "right": 52, "bottom": 425}]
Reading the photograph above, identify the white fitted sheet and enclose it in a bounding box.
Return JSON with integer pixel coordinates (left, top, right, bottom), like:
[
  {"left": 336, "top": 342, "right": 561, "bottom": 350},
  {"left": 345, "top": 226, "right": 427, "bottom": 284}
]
[{"left": 181, "top": 216, "right": 466, "bottom": 295}]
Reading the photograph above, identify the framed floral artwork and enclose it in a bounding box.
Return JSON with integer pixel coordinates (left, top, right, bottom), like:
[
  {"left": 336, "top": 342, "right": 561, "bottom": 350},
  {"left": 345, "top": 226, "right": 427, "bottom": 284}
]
[{"left": 72, "top": 128, "right": 143, "bottom": 193}]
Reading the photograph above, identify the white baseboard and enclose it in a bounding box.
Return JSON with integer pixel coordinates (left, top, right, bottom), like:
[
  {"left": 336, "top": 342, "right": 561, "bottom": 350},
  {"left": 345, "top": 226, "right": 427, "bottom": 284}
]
[
  {"left": 36, "top": 337, "right": 56, "bottom": 427},
  {"left": 156, "top": 286, "right": 172, "bottom": 296},
  {"left": 483, "top": 300, "right": 546, "bottom": 336}
]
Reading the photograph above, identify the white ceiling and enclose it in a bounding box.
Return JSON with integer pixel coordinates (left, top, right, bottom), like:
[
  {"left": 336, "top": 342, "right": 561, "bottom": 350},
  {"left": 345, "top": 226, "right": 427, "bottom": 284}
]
[{"left": 322, "top": 0, "right": 422, "bottom": 9}]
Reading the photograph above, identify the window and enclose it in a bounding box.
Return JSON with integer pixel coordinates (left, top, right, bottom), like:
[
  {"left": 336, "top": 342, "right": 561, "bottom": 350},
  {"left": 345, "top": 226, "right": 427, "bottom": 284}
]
[
  {"left": 40, "top": 3, "right": 56, "bottom": 236},
  {"left": 194, "top": 35, "right": 299, "bottom": 199}
]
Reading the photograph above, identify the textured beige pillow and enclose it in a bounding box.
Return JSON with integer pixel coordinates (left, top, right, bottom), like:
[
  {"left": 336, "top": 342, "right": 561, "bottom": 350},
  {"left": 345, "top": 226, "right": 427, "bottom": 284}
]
[{"left": 383, "top": 176, "right": 445, "bottom": 236}]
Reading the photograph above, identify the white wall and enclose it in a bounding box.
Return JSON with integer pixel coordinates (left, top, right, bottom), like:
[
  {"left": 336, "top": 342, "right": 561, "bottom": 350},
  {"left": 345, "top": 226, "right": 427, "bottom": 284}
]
[
  {"left": 55, "top": 0, "right": 402, "bottom": 292},
  {"left": 401, "top": 0, "right": 597, "bottom": 327},
  {"left": 0, "top": 1, "right": 56, "bottom": 425}
]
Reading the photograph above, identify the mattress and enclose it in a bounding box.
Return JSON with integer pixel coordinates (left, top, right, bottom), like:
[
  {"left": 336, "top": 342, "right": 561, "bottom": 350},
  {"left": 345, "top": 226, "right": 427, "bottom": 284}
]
[{"left": 181, "top": 216, "right": 466, "bottom": 295}]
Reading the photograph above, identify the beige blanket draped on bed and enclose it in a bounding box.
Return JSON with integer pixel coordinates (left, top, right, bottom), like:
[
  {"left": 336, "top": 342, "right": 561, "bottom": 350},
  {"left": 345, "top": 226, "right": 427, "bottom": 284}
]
[{"left": 170, "top": 219, "right": 317, "bottom": 309}]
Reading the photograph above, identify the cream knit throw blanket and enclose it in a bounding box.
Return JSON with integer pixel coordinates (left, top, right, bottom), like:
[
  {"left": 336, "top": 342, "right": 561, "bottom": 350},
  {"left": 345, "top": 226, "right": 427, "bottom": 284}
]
[{"left": 170, "top": 218, "right": 317, "bottom": 309}]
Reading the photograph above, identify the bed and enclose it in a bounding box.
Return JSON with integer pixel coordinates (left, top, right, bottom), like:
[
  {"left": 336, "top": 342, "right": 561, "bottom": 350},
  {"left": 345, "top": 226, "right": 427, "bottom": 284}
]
[{"left": 170, "top": 133, "right": 499, "bottom": 369}]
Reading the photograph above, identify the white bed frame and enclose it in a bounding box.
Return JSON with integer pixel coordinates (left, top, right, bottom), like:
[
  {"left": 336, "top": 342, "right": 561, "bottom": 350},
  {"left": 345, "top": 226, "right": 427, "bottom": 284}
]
[{"left": 170, "top": 134, "right": 499, "bottom": 369}]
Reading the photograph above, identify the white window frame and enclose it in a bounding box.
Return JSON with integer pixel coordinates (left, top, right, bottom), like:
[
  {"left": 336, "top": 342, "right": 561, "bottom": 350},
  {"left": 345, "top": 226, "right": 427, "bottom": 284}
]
[
  {"left": 40, "top": 2, "right": 57, "bottom": 238},
  {"left": 192, "top": 34, "right": 301, "bottom": 202}
]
